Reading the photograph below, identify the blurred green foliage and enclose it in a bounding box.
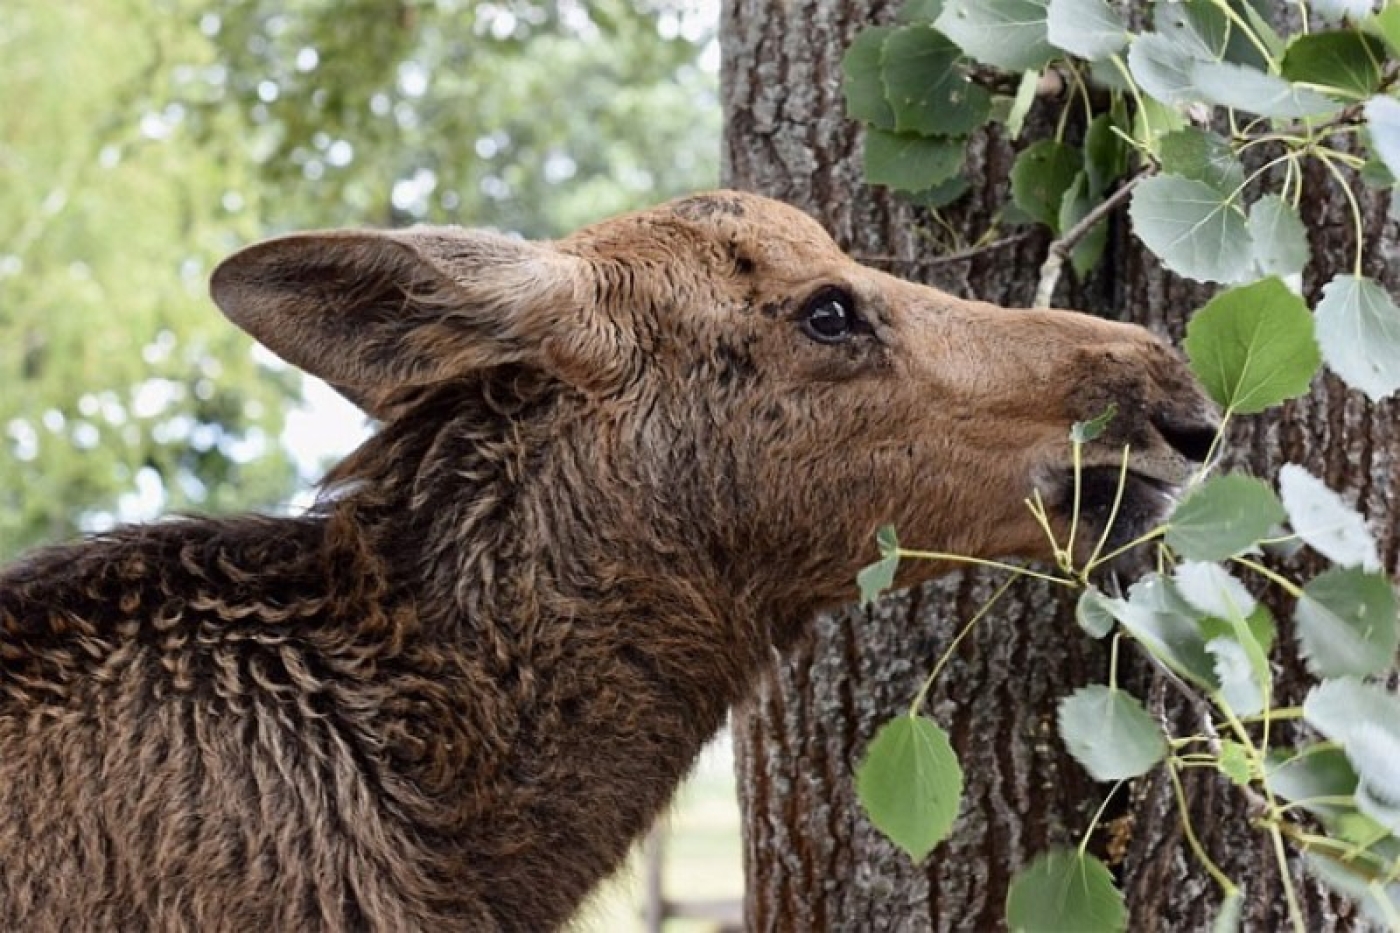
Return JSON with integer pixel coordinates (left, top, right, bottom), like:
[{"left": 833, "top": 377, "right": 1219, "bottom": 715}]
[{"left": 0, "top": 0, "right": 719, "bottom": 559}]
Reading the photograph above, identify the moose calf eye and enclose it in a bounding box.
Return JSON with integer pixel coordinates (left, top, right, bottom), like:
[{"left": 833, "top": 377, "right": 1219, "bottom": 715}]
[{"left": 800, "top": 289, "right": 864, "bottom": 344}]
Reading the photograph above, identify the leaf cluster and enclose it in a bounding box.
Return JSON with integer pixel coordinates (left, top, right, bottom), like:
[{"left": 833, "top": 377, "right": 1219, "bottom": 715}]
[
  {"left": 855, "top": 288, "right": 1400, "bottom": 927},
  {"left": 844, "top": 0, "right": 1400, "bottom": 400},
  {"left": 845, "top": 6, "right": 1400, "bottom": 920}
]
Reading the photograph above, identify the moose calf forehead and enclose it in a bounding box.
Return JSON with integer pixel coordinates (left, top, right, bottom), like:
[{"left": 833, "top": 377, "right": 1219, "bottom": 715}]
[{"left": 565, "top": 191, "right": 851, "bottom": 284}]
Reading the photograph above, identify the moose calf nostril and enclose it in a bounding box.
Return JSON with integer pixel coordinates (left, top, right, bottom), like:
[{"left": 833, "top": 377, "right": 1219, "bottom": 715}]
[{"left": 1153, "top": 417, "right": 1218, "bottom": 463}]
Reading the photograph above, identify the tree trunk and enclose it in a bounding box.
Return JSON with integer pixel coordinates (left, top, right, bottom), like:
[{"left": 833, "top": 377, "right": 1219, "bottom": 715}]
[{"left": 720, "top": 2, "right": 1400, "bottom": 930}]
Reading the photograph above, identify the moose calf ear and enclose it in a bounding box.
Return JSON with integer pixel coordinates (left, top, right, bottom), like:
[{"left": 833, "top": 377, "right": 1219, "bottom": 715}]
[{"left": 209, "top": 226, "right": 627, "bottom": 417}]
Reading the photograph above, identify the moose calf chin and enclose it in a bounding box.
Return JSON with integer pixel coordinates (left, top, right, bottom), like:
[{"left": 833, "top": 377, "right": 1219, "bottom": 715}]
[{"left": 0, "top": 190, "right": 1216, "bottom": 930}]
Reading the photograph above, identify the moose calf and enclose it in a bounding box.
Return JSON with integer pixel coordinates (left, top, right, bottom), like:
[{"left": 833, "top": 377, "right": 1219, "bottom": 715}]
[{"left": 0, "top": 191, "right": 1215, "bottom": 930}]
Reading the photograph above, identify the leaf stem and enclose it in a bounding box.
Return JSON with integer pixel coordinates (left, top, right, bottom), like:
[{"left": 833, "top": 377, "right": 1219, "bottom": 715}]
[
  {"left": 1084, "top": 524, "right": 1166, "bottom": 575},
  {"left": 909, "top": 576, "right": 1018, "bottom": 718},
  {"left": 1231, "top": 556, "right": 1305, "bottom": 599},
  {"left": 1084, "top": 444, "right": 1135, "bottom": 573},
  {"left": 1227, "top": 153, "right": 1296, "bottom": 208},
  {"left": 1187, "top": 411, "right": 1232, "bottom": 488},
  {"left": 1269, "top": 820, "right": 1308, "bottom": 933},
  {"left": 1110, "top": 53, "right": 1149, "bottom": 141},
  {"left": 1314, "top": 147, "right": 1366, "bottom": 277},
  {"left": 1025, "top": 489, "right": 1065, "bottom": 559},
  {"left": 1078, "top": 780, "right": 1128, "bottom": 858},
  {"left": 896, "top": 549, "right": 1077, "bottom": 587},
  {"left": 1208, "top": 0, "right": 1277, "bottom": 71},
  {"left": 1238, "top": 706, "right": 1304, "bottom": 725},
  {"left": 1168, "top": 759, "right": 1239, "bottom": 896},
  {"left": 1066, "top": 439, "right": 1084, "bottom": 564},
  {"left": 1369, "top": 882, "right": 1400, "bottom": 930}
]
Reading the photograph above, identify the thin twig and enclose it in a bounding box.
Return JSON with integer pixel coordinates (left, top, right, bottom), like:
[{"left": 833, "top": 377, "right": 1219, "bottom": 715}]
[
  {"left": 854, "top": 231, "right": 1034, "bottom": 269},
  {"left": 1033, "top": 170, "right": 1152, "bottom": 308},
  {"left": 1138, "top": 646, "right": 1275, "bottom": 819}
]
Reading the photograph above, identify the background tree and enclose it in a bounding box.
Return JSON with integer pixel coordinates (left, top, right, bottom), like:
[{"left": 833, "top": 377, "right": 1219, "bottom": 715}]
[
  {"left": 722, "top": 1, "right": 1400, "bottom": 929},
  {"left": 1, "top": 0, "right": 718, "bottom": 560}
]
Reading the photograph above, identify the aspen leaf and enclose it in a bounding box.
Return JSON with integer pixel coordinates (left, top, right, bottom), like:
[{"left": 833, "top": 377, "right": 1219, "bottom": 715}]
[
  {"left": 1057, "top": 685, "right": 1168, "bottom": 781},
  {"left": 856, "top": 716, "right": 963, "bottom": 861},
  {"left": 1006, "top": 849, "right": 1127, "bottom": 933},
  {"left": 1129, "top": 175, "right": 1251, "bottom": 284},
  {"left": 1166, "top": 474, "right": 1285, "bottom": 562},
  {"left": 1182, "top": 278, "right": 1320, "bottom": 413}
]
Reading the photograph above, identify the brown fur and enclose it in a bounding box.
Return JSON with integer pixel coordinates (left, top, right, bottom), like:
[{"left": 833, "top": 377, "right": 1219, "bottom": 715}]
[{"left": 0, "top": 191, "right": 1216, "bottom": 930}]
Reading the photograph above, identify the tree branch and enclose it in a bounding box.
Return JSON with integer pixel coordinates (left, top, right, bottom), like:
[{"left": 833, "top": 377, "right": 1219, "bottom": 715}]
[
  {"left": 854, "top": 231, "right": 1034, "bottom": 269},
  {"left": 1033, "top": 170, "right": 1152, "bottom": 309}
]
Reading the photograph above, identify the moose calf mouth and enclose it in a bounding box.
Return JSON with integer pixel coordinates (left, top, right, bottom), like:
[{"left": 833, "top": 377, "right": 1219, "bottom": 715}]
[{"left": 1061, "top": 465, "right": 1180, "bottom": 561}]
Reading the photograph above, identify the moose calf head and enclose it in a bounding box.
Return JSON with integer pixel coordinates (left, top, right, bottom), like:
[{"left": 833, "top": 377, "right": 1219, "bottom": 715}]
[{"left": 213, "top": 190, "right": 1217, "bottom": 624}]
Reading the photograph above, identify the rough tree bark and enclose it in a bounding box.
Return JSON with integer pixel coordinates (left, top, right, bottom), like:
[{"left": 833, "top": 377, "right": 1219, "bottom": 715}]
[{"left": 720, "top": 2, "right": 1400, "bottom": 930}]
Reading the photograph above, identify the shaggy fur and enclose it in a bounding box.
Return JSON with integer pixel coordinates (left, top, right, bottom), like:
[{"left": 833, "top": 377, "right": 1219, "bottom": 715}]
[{"left": 0, "top": 191, "right": 1216, "bottom": 930}]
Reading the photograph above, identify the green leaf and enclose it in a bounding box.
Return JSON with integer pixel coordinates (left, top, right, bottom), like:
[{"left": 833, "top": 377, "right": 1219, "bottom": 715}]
[
  {"left": 1306, "top": 853, "right": 1400, "bottom": 929},
  {"left": 1278, "top": 463, "right": 1381, "bottom": 570},
  {"left": 1295, "top": 566, "right": 1399, "bottom": 678},
  {"left": 1006, "top": 849, "right": 1128, "bottom": 933},
  {"left": 859, "top": 554, "right": 900, "bottom": 608},
  {"left": 1155, "top": 0, "right": 1271, "bottom": 67},
  {"left": 1281, "top": 31, "right": 1385, "bottom": 101},
  {"left": 1312, "top": 0, "right": 1376, "bottom": 20},
  {"left": 842, "top": 27, "right": 898, "bottom": 129},
  {"left": 1128, "top": 174, "right": 1252, "bottom": 284},
  {"left": 1248, "top": 195, "right": 1310, "bottom": 281},
  {"left": 1083, "top": 112, "right": 1127, "bottom": 197},
  {"left": 856, "top": 716, "right": 963, "bottom": 861},
  {"left": 1235, "top": 2, "right": 1284, "bottom": 62},
  {"left": 1102, "top": 575, "right": 1218, "bottom": 686},
  {"left": 1304, "top": 677, "right": 1400, "bottom": 747},
  {"left": 1314, "top": 273, "right": 1400, "bottom": 402},
  {"left": 1166, "top": 473, "right": 1286, "bottom": 561},
  {"left": 1199, "top": 603, "right": 1277, "bottom": 657},
  {"left": 1154, "top": 1, "right": 1229, "bottom": 59},
  {"left": 876, "top": 523, "right": 900, "bottom": 557},
  {"left": 881, "top": 25, "right": 993, "bottom": 137},
  {"left": 1076, "top": 588, "right": 1117, "bottom": 638},
  {"left": 1058, "top": 172, "right": 1108, "bottom": 277},
  {"left": 1011, "top": 139, "right": 1082, "bottom": 230},
  {"left": 1266, "top": 745, "right": 1359, "bottom": 821},
  {"left": 1217, "top": 740, "right": 1252, "bottom": 786},
  {"left": 1058, "top": 685, "right": 1169, "bottom": 781},
  {"left": 1346, "top": 724, "right": 1400, "bottom": 829},
  {"left": 1207, "top": 637, "right": 1265, "bottom": 716},
  {"left": 907, "top": 175, "right": 972, "bottom": 208},
  {"left": 1174, "top": 561, "right": 1257, "bottom": 621},
  {"left": 1157, "top": 128, "right": 1245, "bottom": 194},
  {"left": 1070, "top": 402, "right": 1117, "bottom": 443},
  {"left": 1046, "top": 0, "right": 1127, "bottom": 61},
  {"left": 1367, "top": 95, "right": 1400, "bottom": 180},
  {"left": 1005, "top": 69, "right": 1040, "bottom": 140},
  {"left": 1213, "top": 889, "right": 1244, "bottom": 933},
  {"left": 1131, "top": 97, "right": 1188, "bottom": 157},
  {"left": 1182, "top": 277, "right": 1321, "bottom": 413},
  {"left": 1127, "top": 32, "right": 1203, "bottom": 107},
  {"left": 1189, "top": 60, "right": 1344, "bottom": 119},
  {"left": 1330, "top": 810, "right": 1395, "bottom": 852},
  {"left": 864, "top": 129, "right": 966, "bottom": 192},
  {"left": 899, "top": 0, "right": 947, "bottom": 21},
  {"left": 1304, "top": 679, "right": 1400, "bottom": 836},
  {"left": 1374, "top": 5, "right": 1400, "bottom": 58},
  {"left": 1360, "top": 154, "right": 1396, "bottom": 189},
  {"left": 935, "top": 0, "right": 1057, "bottom": 72}
]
